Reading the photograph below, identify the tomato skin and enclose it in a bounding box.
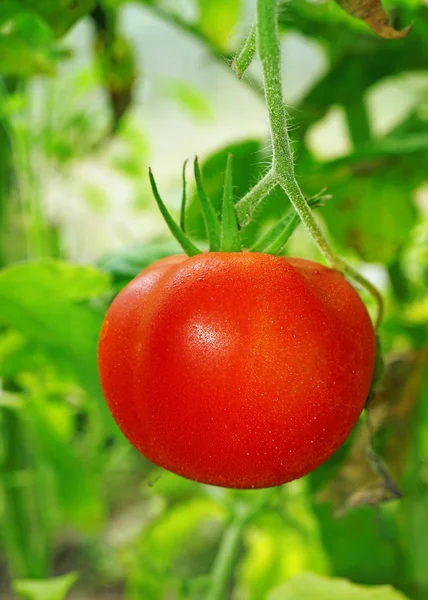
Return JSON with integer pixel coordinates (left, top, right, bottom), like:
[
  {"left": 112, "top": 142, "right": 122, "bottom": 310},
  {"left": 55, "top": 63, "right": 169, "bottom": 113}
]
[{"left": 98, "top": 253, "right": 375, "bottom": 489}]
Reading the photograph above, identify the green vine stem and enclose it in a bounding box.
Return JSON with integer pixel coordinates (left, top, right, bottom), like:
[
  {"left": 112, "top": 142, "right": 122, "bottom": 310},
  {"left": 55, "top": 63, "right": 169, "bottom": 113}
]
[
  {"left": 344, "top": 263, "right": 384, "bottom": 328},
  {"left": 206, "top": 489, "right": 273, "bottom": 600},
  {"left": 256, "top": 0, "right": 343, "bottom": 271},
  {"left": 344, "top": 100, "right": 372, "bottom": 146},
  {"left": 140, "top": 1, "right": 262, "bottom": 97},
  {"left": 249, "top": 194, "right": 327, "bottom": 254},
  {"left": 249, "top": 0, "right": 384, "bottom": 328},
  {"left": 235, "top": 170, "right": 277, "bottom": 225},
  {"left": 231, "top": 24, "right": 256, "bottom": 79}
]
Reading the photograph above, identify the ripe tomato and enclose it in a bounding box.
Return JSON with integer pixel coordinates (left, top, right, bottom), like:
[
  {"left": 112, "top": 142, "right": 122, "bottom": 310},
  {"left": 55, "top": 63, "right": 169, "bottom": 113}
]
[{"left": 98, "top": 253, "right": 375, "bottom": 489}]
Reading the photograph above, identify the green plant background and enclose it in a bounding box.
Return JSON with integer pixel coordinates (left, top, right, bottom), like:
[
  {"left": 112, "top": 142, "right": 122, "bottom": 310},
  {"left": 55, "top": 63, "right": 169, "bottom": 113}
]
[{"left": 0, "top": 0, "right": 427, "bottom": 599}]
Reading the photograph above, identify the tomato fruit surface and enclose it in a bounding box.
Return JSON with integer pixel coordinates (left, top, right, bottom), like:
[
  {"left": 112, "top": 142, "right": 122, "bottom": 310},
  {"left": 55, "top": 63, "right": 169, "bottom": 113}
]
[{"left": 98, "top": 253, "right": 375, "bottom": 489}]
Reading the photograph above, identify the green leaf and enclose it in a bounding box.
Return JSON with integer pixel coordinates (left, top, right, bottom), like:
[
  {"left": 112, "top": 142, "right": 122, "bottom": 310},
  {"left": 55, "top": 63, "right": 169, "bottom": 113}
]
[
  {"left": 127, "top": 497, "right": 225, "bottom": 600},
  {"left": 401, "top": 366, "right": 428, "bottom": 595},
  {"left": 0, "top": 259, "right": 111, "bottom": 301},
  {"left": 319, "top": 173, "right": 418, "bottom": 264},
  {"left": 330, "top": 134, "right": 428, "bottom": 166},
  {"left": 0, "top": 0, "right": 96, "bottom": 37},
  {"left": 305, "top": 500, "right": 403, "bottom": 585},
  {"left": 236, "top": 484, "right": 329, "bottom": 600},
  {"left": 0, "top": 335, "right": 71, "bottom": 381},
  {"left": 26, "top": 396, "right": 106, "bottom": 531},
  {"left": 0, "top": 405, "right": 53, "bottom": 579},
  {"left": 196, "top": 0, "right": 242, "bottom": 49},
  {"left": 279, "top": 3, "right": 428, "bottom": 146},
  {"left": 144, "top": 498, "right": 225, "bottom": 567},
  {"left": 220, "top": 154, "right": 241, "bottom": 252},
  {"left": 0, "top": 260, "right": 113, "bottom": 435},
  {"left": 149, "top": 168, "right": 202, "bottom": 257},
  {"left": 98, "top": 240, "right": 182, "bottom": 287},
  {"left": 268, "top": 574, "right": 409, "bottom": 600},
  {"left": 0, "top": 14, "right": 67, "bottom": 76},
  {"left": 194, "top": 157, "right": 222, "bottom": 251},
  {"left": 13, "top": 572, "right": 78, "bottom": 600}
]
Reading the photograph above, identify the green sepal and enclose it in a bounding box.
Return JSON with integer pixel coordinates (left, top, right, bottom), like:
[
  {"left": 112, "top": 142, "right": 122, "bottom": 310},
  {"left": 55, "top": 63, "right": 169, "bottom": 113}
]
[
  {"left": 148, "top": 168, "right": 202, "bottom": 257},
  {"left": 180, "top": 159, "right": 189, "bottom": 233},
  {"left": 220, "top": 154, "right": 242, "bottom": 252},
  {"left": 193, "top": 156, "right": 222, "bottom": 251},
  {"left": 250, "top": 195, "right": 327, "bottom": 254}
]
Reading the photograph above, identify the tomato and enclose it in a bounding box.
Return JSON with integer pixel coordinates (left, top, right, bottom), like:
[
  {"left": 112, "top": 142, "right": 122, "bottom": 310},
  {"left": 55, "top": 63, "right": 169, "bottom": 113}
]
[{"left": 98, "top": 253, "right": 375, "bottom": 489}]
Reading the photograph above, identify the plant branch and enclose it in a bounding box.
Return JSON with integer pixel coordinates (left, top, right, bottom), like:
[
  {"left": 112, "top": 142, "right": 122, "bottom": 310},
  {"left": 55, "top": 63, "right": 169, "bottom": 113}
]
[
  {"left": 256, "top": 0, "right": 343, "bottom": 270},
  {"left": 344, "top": 100, "right": 372, "bottom": 147},
  {"left": 206, "top": 489, "right": 273, "bottom": 600},
  {"left": 235, "top": 170, "right": 277, "bottom": 225},
  {"left": 250, "top": 194, "right": 327, "bottom": 254},
  {"left": 140, "top": 1, "right": 262, "bottom": 97},
  {"left": 344, "top": 263, "right": 384, "bottom": 329},
  {"left": 255, "top": 0, "right": 383, "bottom": 327},
  {"left": 231, "top": 24, "right": 256, "bottom": 78}
]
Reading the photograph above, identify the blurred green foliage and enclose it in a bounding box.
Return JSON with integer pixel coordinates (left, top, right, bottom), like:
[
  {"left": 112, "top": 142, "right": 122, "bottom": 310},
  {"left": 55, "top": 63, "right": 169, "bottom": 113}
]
[
  {"left": 13, "top": 573, "right": 79, "bottom": 600},
  {"left": 268, "top": 573, "right": 411, "bottom": 599},
  {"left": 0, "top": 0, "right": 427, "bottom": 599}
]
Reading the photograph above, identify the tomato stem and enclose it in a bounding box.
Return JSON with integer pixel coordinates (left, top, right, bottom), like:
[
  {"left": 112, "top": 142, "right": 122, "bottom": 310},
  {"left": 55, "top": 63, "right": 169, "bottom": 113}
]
[
  {"left": 235, "top": 169, "right": 277, "bottom": 225},
  {"left": 344, "top": 99, "right": 372, "bottom": 146},
  {"left": 231, "top": 24, "right": 257, "bottom": 79},
  {"left": 206, "top": 489, "right": 274, "bottom": 600},
  {"left": 256, "top": 0, "right": 342, "bottom": 270},
  {"left": 253, "top": 0, "right": 384, "bottom": 328},
  {"left": 344, "top": 264, "right": 384, "bottom": 329},
  {"left": 141, "top": 1, "right": 263, "bottom": 98},
  {"left": 250, "top": 194, "right": 327, "bottom": 254}
]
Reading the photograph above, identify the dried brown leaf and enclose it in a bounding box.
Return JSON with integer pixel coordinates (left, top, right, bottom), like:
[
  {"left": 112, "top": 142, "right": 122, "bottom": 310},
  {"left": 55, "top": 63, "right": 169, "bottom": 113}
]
[
  {"left": 335, "top": 0, "right": 413, "bottom": 39},
  {"left": 317, "top": 349, "right": 428, "bottom": 516}
]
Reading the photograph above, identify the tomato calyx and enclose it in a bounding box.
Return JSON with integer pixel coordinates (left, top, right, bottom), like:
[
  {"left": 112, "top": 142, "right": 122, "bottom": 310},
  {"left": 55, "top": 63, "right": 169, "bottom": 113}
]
[
  {"left": 149, "top": 154, "right": 327, "bottom": 257},
  {"left": 149, "top": 167, "right": 201, "bottom": 257}
]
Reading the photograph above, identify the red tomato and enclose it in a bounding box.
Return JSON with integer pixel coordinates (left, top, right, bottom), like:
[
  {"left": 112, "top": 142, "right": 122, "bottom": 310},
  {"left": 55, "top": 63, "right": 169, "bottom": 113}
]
[{"left": 98, "top": 253, "right": 375, "bottom": 489}]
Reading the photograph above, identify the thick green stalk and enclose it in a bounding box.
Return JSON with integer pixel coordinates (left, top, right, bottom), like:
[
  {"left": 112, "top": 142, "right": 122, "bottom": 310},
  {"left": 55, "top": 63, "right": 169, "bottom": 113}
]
[
  {"left": 387, "top": 257, "right": 411, "bottom": 304},
  {"left": 344, "top": 100, "right": 372, "bottom": 147},
  {"left": 255, "top": 0, "right": 383, "bottom": 326},
  {"left": 205, "top": 507, "right": 250, "bottom": 600},
  {"left": 206, "top": 490, "right": 273, "bottom": 600},
  {"left": 256, "top": 0, "right": 343, "bottom": 271},
  {"left": 140, "top": 1, "right": 262, "bottom": 97}
]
